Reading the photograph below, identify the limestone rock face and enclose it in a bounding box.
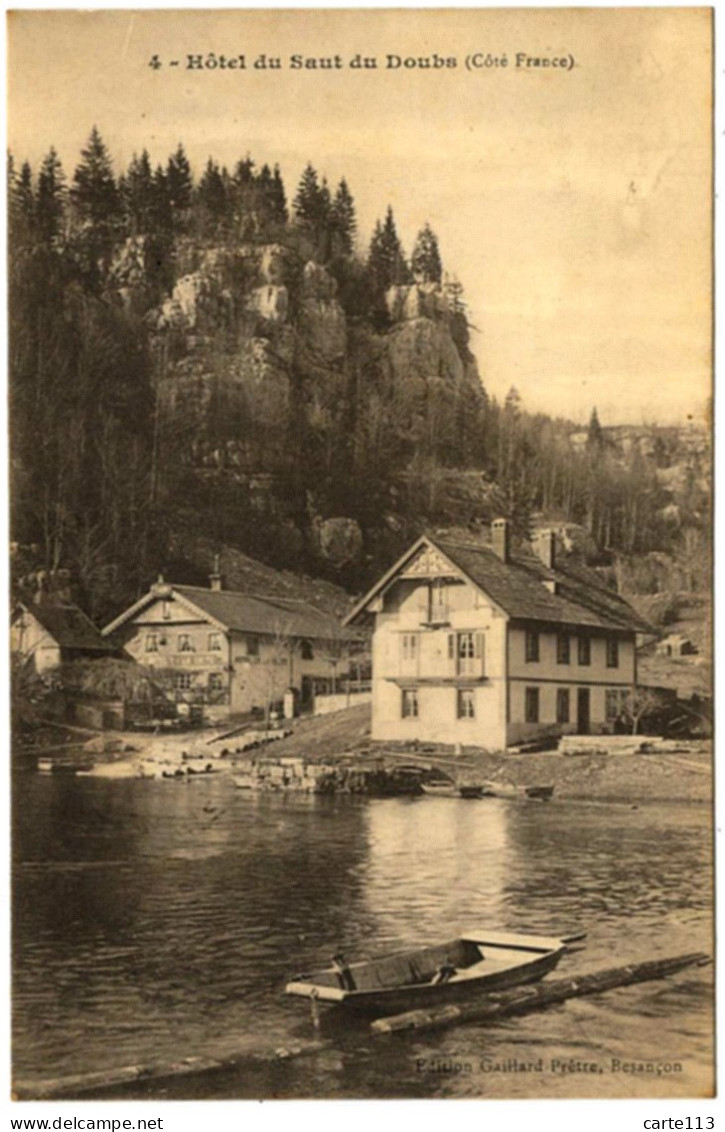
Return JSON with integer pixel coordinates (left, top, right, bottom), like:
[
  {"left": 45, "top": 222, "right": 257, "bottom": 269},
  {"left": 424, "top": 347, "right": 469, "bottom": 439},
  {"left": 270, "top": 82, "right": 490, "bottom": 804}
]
[
  {"left": 297, "top": 261, "right": 347, "bottom": 365},
  {"left": 248, "top": 284, "right": 289, "bottom": 323},
  {"left": 302, "top": 260, "right": 338, "bottom": 301},
  {"left": 314, "top": 517, "right": 364, "bottom": 569},
  {"left": 386, "top": 282, "right": 449, "bottom": 323},
  {"left": 152, "top": 271, "right": 234, "bottom": 333},
  {"left": 107, "top": 236, "right": 159, "bottom": 314},
  {"left": 386, "top": 317, "right": 464, "bottom": 387}
]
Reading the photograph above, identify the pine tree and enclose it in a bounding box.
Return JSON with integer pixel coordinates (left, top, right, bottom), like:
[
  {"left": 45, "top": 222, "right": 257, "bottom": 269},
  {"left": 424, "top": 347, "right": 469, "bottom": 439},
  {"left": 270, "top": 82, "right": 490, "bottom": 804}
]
[
  {"left": 233, "top": 155, "right": 255, "bottom": 185},
  {"left": 411, "top": 222, "right": 442, "bottom": 283},
  {"left": 70, "top": 126, "right": 120, "bottom": 229},
  {"left": 443, "top": 273, "right": 466, "bottom": 315},
  {"left": 293, "top": 162, "right": 331, "bottom": 230},
  {"left": 504, "top": 386, "right": 522, "bottom": 416},
  {"left": 122, "top": 149, "right": 155, "bottom": 234},
  {"left": 151, "top": 164, "right": 173, "bottom": 232},
  {"left": 367, "top": 206, "right": 410, "bottom": 294},
  {"left": 587, "top": 406, "right": 604, "bottom": 448},
  {"left": 196, "top": 157, "right": 227, "bottom": 234},
  {"left": 166, "top": 142, "right": 193, "bottom": 213},
  {"left": 330, "top": 177, "right": 356, "bottom": 254},
  {"left": 293, "top": 162, "right": 321, "bottom": 225},
  {"left": 270, "top": 164, "right": 287, "bottom": 223},
  {"left": 12, "top": 160, "right": 35, "bottom": 230},
  {"left": 36, "top": 147, "right": 66, "bottom": 244}
]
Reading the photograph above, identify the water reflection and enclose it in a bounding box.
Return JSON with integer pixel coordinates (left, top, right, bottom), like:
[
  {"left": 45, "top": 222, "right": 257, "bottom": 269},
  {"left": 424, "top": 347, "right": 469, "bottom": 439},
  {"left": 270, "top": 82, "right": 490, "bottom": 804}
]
[
  {"left": 12, "top": 778, "right": 713, "bottom": 1098},
  {"left": 363, "top": 797, "right": 511, "bottom": 945}
]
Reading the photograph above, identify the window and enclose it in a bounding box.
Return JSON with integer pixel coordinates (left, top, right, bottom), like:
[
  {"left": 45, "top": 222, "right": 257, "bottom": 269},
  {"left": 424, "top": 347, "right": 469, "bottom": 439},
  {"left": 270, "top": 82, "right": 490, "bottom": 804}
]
[
  {"left": 428, "top": 580, "right": 449, "bottom": 622},
  {"left": 178, "top": 633, "right": 194, "bottom": 653},
  {"left": 455, "top": 631, "right": 484, "bottom": 675},
  {"left": 525, "top": 631, "right": 540, "bottom": 663},
  {"left": 525, "top": 687, "right": 540, "bottom": 723},
  {"left": 577, "top": 635, "right": 591, "bottom": 666},
  {"left": 208, "top": 672, "right": 223, "bottom": 691},
  {"left": 145, "top": 633, "right": 158, "bottom": 653},
  {"left": 556, "top": 688, "right": 570, "bottom": 724},
  {"left": 606, "top": 638, "right": 619, "bottom": 668},
  {"left": 606, "top": 688, "right": 627, "bottom": 721},
  {"left": 556, "top": 634, "right": 570, "bottom": 665},
  {"left": 246, "top": 636, "right": 259, "bottom": 657},
  {"left": 208, "top": 632, "right": 222, "bottom": 652},
  {"left": 300, "top": 640, "right": 314, "bottom": 660},
  {"left": 457, "top": 688, "right": 475, "bottom": 719},
  {"left": 175, "top": 673, "right": 192, "bottom": 690},
  {"left": 401, "top": 633, "right": 418, "bottom": 661},
  {"left": 401, "top": 688, "right": 419, "bottom": 719}
]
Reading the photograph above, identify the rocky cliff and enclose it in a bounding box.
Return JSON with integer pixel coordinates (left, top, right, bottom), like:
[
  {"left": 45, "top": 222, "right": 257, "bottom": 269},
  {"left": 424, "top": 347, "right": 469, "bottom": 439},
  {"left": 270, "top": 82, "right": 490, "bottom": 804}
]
[{"left": 109, "top": 233, "right": 489, "bottom": 584}]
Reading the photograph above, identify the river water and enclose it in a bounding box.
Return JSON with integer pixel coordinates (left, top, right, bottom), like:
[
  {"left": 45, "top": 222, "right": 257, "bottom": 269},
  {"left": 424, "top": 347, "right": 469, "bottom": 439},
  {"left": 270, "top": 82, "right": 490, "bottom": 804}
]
[{"left": 12, "top": 774, "right": 713, "bottom": 1099}]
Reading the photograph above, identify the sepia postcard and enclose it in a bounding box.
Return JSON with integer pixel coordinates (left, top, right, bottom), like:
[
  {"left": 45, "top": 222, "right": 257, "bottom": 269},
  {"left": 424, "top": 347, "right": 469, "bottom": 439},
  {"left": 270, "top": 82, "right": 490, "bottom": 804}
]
[{"left": 7, "top": 7, "right": 714, "bottom": 1106}]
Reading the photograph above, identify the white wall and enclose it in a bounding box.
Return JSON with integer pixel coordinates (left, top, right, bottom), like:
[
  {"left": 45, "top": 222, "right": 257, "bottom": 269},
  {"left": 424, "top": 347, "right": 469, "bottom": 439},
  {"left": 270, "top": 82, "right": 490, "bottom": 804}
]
[
  {"left": 370, "top": 577, "right": 509, "bottom": 749},
  {"left": 11, "top": 612, "right": 62, "bottom": 674}
]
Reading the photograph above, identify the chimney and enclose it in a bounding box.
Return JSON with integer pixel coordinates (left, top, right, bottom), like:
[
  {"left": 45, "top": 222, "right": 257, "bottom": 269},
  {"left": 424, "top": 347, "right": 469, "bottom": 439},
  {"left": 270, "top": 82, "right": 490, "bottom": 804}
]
[
  {"left": 534, "top": 530, "right": 556, "bottom": 570},
  {"left": 491, "top": 518, "right": 510, "bottom": 563},
  {"left": 209, "top": 554, "right": 223, "bottom": 592},
  {"left": 150, "top": 572, "right": 172, "bottom": 597}
]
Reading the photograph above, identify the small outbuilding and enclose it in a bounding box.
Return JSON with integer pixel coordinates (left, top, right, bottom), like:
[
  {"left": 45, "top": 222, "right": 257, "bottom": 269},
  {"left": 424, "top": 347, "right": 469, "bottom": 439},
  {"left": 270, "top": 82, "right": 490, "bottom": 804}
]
[
  {"left": 11, "top": 601, "right": 114, "bottom": 675},
  {"left": 656, "top": 633, "right": 699, "bottom": 658}
]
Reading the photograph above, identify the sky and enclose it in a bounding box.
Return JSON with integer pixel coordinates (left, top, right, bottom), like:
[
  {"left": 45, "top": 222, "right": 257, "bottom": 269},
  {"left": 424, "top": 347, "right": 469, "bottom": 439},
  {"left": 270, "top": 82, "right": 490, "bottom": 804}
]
[{"left": 7, "top": 8, "right": 712, "bottom": 426}]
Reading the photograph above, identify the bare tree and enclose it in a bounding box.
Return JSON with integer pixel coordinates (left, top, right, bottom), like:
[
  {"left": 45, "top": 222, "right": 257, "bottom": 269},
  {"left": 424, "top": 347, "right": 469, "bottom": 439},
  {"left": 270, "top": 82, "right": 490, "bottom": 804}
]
[
  {"left": 263, "top": 615, "right": 295, "bottom": 731},
  {"left": 622, "top": 686, "right": 661, "bottom": 735}
]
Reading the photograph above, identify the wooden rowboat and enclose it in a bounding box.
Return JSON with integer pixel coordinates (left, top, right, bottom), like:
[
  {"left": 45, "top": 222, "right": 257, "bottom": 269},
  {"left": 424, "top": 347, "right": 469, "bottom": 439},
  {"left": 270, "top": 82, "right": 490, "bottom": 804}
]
[
  {"left": 479, "top": 782, "right": 555, "bottom": 801},
  {"left": 285, "top": 929, "right": 582, "bottom": 1014}
]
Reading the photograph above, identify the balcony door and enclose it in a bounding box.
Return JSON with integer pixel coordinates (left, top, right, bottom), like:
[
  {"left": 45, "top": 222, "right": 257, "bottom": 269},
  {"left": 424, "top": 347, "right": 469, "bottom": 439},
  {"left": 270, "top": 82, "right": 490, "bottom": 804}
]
[{"left": 453, "top": 631, "right": 484, "bottom": 677}]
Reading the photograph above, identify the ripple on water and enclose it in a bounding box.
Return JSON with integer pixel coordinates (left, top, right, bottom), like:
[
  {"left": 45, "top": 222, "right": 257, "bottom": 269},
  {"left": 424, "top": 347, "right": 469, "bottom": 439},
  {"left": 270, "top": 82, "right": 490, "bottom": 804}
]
[{"left": 12, "top": 779, "right": 713, "bottom": 1096}]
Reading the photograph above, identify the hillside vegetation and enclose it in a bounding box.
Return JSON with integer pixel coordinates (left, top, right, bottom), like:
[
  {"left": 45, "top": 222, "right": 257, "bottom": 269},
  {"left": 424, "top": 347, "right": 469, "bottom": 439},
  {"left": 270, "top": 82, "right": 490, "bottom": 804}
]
[{"left": 9, "top": 132, "right": 710, "bottom": 625}]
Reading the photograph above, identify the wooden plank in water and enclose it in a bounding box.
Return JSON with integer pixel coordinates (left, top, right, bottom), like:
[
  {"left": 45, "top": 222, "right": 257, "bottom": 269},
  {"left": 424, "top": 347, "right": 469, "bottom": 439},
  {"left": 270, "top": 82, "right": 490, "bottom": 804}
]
[{"left": 371, "top": 952, "right": 710, "bottom": 1035}]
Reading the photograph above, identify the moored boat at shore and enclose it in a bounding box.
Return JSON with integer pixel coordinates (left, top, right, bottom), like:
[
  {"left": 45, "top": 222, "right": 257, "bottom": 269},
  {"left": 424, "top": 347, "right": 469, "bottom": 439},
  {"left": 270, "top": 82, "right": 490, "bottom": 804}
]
[{"left": 285, "top": 928, "right": 583, "bottom": 1014}]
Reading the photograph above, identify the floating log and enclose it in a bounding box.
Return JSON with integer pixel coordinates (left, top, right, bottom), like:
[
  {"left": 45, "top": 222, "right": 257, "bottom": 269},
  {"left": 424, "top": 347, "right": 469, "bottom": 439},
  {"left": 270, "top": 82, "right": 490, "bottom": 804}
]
[
  {"left": 371, "top": 951, "right": 710, "bottom": 1036},
  {"left": 14, "top": 1037, "right": 328, "bottom": 1100}
]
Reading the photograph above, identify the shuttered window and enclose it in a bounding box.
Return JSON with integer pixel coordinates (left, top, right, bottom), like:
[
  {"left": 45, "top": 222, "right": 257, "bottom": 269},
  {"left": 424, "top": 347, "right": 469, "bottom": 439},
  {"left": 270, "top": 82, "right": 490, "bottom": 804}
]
[
  {"left": 401, "top": 633, "right": 419, "bottom": 661},
  {"left": 457, "top": 689, "right": 475, "bottom": 719},
  {"left": 402, "top": 688, "right": 419, "bottom": 718}
]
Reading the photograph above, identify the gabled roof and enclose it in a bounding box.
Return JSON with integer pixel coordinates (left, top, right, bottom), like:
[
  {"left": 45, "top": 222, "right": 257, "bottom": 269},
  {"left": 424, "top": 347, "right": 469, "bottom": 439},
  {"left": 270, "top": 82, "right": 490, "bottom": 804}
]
[
  {"left": 103, "top": 584, "right": 357, "bottom": 643},
  {"left": 174, "top": 586, "right": 356, "bottom": 641},
  {"left": 345, "top": 533, "right": 654, "bottom": 635},
  {"left": 18, "top": 602, "right": 114, "bottom": 652}
]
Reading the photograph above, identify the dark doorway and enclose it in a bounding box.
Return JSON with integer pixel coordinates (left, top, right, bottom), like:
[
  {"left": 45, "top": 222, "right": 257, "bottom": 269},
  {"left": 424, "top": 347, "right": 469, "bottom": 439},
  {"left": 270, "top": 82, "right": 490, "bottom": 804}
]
[{"left": 577, "top": 687, "right": 590, "bottom": 733}]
